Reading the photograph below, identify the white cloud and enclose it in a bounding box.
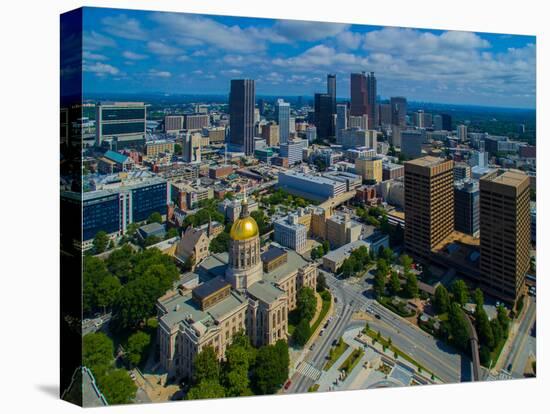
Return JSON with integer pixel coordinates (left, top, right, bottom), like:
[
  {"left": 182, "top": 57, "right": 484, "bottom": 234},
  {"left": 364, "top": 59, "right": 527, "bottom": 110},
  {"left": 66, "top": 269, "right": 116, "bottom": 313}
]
[
  {"left": 273, "top": 44, "right": 369, "bottom": 71},
  {"left": 221, "top": 69, "right": 243, "bottom": 77},
  {"left": 335, "top": 31, "right": 362, "bottom": 50},
  {"left": 149, "top": 69, "right": 172, "bottom": 78},
  {"left": 84, "top": 31, "right": 116, "bottom": 51},
  {"left": 83, "top": 62, "right": 120, "bottom": 76},
  {"left": 176, "top": 55, "right": 190, "bottom": 62},
  {"left": 272, "top": 20, "right": 349, "bottom": 42},
  {"left": 83, "top": 51, "right": 108, "bottom": 61},
  {"left": 147, "top": 41, "right": 180, "bottom": 56},
  {"left": 122, "top": 51, "right": 148, "bottom": 60},
  {"left": 102, "top": 14, "right": 147, "bottom": 40},
  {"left": 150, "top": 12, "right": 267, "bottom": 53}
]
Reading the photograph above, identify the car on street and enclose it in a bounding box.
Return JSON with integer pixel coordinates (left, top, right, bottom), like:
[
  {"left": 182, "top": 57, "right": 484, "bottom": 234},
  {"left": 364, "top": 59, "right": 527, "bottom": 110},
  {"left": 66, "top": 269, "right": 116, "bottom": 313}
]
[
  {"left": 284, "top": 380, "right": 292, "bottom": 390},
  {"left": 374, "top": 314, "right": 381, "bottom": 319}
]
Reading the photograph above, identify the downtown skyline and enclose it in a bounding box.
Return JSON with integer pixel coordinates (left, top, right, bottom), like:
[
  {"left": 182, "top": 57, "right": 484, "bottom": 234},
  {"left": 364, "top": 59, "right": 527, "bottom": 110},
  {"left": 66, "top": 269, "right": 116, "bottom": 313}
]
[{"left": 81, "top": 7, "right": 536, "bottom": 108}]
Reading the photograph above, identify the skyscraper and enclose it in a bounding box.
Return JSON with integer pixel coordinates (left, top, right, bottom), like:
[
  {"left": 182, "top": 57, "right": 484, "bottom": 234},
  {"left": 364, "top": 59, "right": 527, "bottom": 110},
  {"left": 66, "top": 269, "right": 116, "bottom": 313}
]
[
  {"left": 229, "top": 79, "right": 255, "bottom": 155},
  {"left": 314, "top": 93, "right": 333, "bottom": 139},
  {"left": 404, "top": 156, "right": 454, "bottom": 260},
  {"left": 457, "top": 124, "right": 468, "bottom": 142},
  {"left": 479, "top": 170, "right": 530, "bottom": 303},
  {"left": 390, "top": 96, "right": 407, "bottom": 127},
  {"left": 336, "top": 103, "right": 348, "bottom": 142},
  {"left": 350, "top": 72, "right": 368, "bottom": 117},
  {"left": 454, "top": 180, "right": 480, "bottom": 237},
  {"left": 366, "top": 72, "right": 377, "bottom": 129},
  {"left": 95, "top": 101, "right": 147, "bottom": 149},
  {"left": 327, "top": 73, "right": 336, "bottom": 115},
  {"left": 275, "top": 98, "right": 291, "bottom": 145}
]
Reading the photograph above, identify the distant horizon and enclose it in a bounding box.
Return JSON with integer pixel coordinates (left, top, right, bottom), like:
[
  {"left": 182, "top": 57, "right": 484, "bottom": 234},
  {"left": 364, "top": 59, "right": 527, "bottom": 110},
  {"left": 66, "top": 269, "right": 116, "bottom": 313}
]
[{"left": 82, "top": 91, "right": 536, "bottom": 112}]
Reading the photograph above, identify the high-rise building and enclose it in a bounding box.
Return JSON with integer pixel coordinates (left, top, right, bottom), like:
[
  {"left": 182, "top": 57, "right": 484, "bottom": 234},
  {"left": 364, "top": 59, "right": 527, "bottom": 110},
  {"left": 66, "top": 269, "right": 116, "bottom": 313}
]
[
  {"left": 404, "top": 156, "right": 454, "bottom": 259},
  {"left": 327, "top": 74, "right": 336, "bottom": 114},
  {"left": 261, "top": 122, "right": 279, "bottom": 147},
  {"left": 340, "top": 128, "right": 377, "bottom": 149},
  {"left": 350, "top": 72, "right": 368, "bottom": 117},
  {"left": 457, "top": 124, "right": 468, "bottom": 142},
  {"left": 336, "top": 103, "right": 348, "bottom": 141},
  {"left": 390, "top": 97, "right": 407, "bottom": 127},
  {"left": 366, "top": 72, "right": 377, "bottom": 129},
  {"left": 401, "top": 129, "right": 426, "bottom": 159},
  {"left": 229, "top": 79, "right": 255, "bottom": 155},
  {"left": 348, "top": 114, "right": 369, "bottom": 130},
  {"left": 305, "top": 126, "right": 317, "bottom": 143},
  {"left": 355, "top": 157, "right": 383, "bottom": 183},
  {"left": 184, "top": 114, "right": 210, "bottom": 130},
  {"left": 454, "top": 180, "right": 480, "bottom": 236},
  {"left": 164, "top": 115, "right": 184, "bottom": 134},
  {"left": 479, "top": 170, "right": 530, "bottom": 303},
  {"left": 274, "top": 214, "right": 308, "bottom": 254},
  {"left": 279, "top": 139, "right": 308, "bottom": 165},
  {"left": 453, "top": 162, "right": 472, "bottom": 181},
  {"left": 182, "top": 131, "right": 201, "bottom": 163},
  {"left": 439, "top": 113, "right": 452, "bottom": 131},
  {"left": 95, "top": 102, "right": 147, "bottom": 149},
  {"left": 314, "top": 93, "right": 334, "bottom": 139},
  {"left": 275, "top": 98, "right": 291, "bottom": 144},
  {"left": 378, "top": 103, "right": 392, "bottom": 127}
]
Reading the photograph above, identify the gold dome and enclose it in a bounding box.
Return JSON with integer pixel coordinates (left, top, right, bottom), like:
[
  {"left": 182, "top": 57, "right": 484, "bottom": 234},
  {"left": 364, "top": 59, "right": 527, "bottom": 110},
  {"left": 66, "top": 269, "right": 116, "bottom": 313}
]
[{"left": 230, "top": 216, "right": 259, "bottom": 240}]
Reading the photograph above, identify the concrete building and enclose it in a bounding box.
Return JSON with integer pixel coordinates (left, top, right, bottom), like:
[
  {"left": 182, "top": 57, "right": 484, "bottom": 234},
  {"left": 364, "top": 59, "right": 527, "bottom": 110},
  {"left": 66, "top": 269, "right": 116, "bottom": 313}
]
[
  {"left": 390, "top": 97, "right": 407, "bottom": 127},
  {"left": 229, "top": 79, "right": 255, "bottom": 155},
  {"left": 275, "top": 99, "right": 290, "bottom": 144},
  {"left": 278, "top": 170, "right": 347, "bottom": 201},
  {"left": 326, "top": 213, "right": 362, "bottom": 248},
  {"left": 322, "top": 240, "right": 369, "bottom": 273},
  {"left": 181, "top": 131, "right": 201, "bottom": 163},
  {"left": 336, "top": 103, "right": 348, "bottom": 141},
  {"left": 157, "top": 201, "right": 317, "bottom": 379},
  {"left": 97, "top": 150, "right": 134, "bottom": 174},
  {"left": 340, "top": 128, "right": 377, "bottom": 149},
  {"left": 404, "top": 156, "right": 454, "bottom": 260},
  {"left": 184, "top": 114, "right": 210, "bottom": 131},
  {"left": 355, "top": 156, "right": 383, "bottom": 183},
  {"left": 479, "top": 170, "right": 530, "bottom": 303},
  {"left": 261, "top": 122, "right": 280, "bottom": 147},
  {"left": 457, "top": 124, "right": 468, "bottom": 142},
  {"left": 454, "top": 180, "right": 480, "bottom": 237},
  {"left": 382, "top": 162, "right": 404, "bottom": 181},
  {"left": 453, "top": 162, "right": 472, "bottom": 181},
  {"left": 203, "top": 126, "right": 226, "bottom": 144},
  {"left": 279, "top": 139, "right": 308, "bottom": 165},
  {"left": 95, "top": 102, "right": 146, "bottom": 149},
  {"left": 218, "top": 198, "right": 259, "bottom": 222},
  {"left": 274, "top": 214, "right": 308, "bottom": 254},
  {"left": 164, "top": 115, "right": 184, "bottom": 134},
  {"left": 348, "top": 115, "right": 369, "bottom": 130},
  {"left": 305, "top": 126, "right": 317, "bottom": 143},
  {"left": 145, "top": 140, "right": 175, "bottom": 157},
  {"left": 401, "top": 129, "right": 426, "bottom": 159}
]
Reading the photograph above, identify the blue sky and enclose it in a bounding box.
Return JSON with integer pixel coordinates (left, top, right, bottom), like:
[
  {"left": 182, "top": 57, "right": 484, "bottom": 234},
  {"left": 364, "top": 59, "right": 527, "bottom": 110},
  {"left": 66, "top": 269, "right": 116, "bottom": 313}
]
[{"left": 81, "top": 7, "right": 536, "bottom": 108}]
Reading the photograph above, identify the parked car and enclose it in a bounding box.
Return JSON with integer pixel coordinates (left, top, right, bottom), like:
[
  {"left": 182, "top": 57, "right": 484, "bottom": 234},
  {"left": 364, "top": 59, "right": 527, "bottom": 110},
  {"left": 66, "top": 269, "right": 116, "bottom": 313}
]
[{"left": 284, "top": 380, "right": 292, "bottom": 390}]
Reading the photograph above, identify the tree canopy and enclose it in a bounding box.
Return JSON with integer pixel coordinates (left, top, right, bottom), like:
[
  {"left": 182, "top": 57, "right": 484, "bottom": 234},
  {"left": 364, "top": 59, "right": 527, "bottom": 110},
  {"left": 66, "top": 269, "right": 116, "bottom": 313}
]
[{"left": 296, "top": 287, "right": 317, "bottom": 323}]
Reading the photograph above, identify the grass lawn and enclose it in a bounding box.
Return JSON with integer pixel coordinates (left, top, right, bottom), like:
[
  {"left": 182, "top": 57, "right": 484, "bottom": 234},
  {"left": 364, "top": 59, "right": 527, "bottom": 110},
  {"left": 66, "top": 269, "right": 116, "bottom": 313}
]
[
  {"left": 323, "top": 338, "right": 349, "bottom": 371},
  {"left": 338, "top": 348, "right": 364, "bottom": 374},
  {"left": 308, "top": 384, "right": 320, "bottom": 392},
  {"left": 377, "top": 296, "right": 415, "bottom": 318},
  {"left": 310, "top": 291, "right": 332, "bottom": 336},
  {"left": 488, "top": 339, "right": 506, "bottom": 368}
]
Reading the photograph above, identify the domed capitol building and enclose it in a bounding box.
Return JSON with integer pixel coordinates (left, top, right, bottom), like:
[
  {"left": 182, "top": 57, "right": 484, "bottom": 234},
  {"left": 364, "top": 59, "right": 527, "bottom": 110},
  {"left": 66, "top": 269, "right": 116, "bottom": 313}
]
[{"left": 157, "top": 199, "right": 318, "bottom": 379}]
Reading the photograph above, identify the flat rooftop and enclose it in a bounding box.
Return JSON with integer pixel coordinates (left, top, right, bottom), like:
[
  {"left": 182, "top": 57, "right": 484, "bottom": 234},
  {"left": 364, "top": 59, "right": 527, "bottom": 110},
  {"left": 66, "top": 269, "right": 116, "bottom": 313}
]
[
  {"left": 193, "top": 276, "right": 230, "bottom": 300},
  {"left": 484, "top": 170, "right": 528, "bottom": 188},
  {"left": 405, "top": 156, "right": 446, "bottom": 167}
]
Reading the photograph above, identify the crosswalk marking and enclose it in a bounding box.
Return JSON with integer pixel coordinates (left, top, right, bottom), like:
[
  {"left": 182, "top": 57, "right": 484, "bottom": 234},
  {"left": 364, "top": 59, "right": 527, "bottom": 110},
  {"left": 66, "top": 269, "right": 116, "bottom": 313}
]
[{"left": 296, "top": 361, "right": 322, "bottom": 381}]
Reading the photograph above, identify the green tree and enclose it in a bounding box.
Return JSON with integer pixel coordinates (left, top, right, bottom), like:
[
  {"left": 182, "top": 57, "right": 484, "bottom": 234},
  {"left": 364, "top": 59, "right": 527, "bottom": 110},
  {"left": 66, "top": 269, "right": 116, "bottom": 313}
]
[
  {"left": 451, "top": 279, "right": 469, "bottom": 306},
  {"left": 473, "top": 288, "right": 484, "bottom": 308},
  {"left": 187, "top": 379, "right": 226, "bottom": 400},
  {"left": 433, "top": 285, "right": 450, "bottom": 314},
  {"left": 83, "top": 256, "right": 111, "bottom": 313},
  {"left": 143, "top": 235, "right": 161, "bottom": 247},
  {"left": 98, "top": 369, "right": 137, "bottom": 405},
  {"left": 496, "top": 305, "right": 511, "bottom": 335},
  {"left": 322, "top": 240, "right": 330, "bottom": 254},
  {"left": 93, "top": 231, "right": 109, "bottom": 253},
  {"left": 475, "top": 305, "right": 494, "bottom": 349},
  {"left": 210, "top": 231, "right": 230, "bottom": 253},
  {"left": 316, "top": 273, "right": 327, "bottom": 292},
  {"left": 222, "top": 342, "right": 252, "bottom": 397},
  {"left": 400, "top": 254, "right": 413, "bottom": 272},
  {"left": 96, "top": 275, "right": 121, "bottom": 312},
  {"left": 404, "top": 272, "right": 419, "bottom": 298},
  {"left": 389, "top": 271, "right": 401, "bottom": 296},
  {"left": 251, "top": 210, "right": 271, "bottom": 235},
  {"left": 373, "top": 269, "right": 386, "bottom": 298},
  {"left": 174, "top": 143, "right": 182, "bottom": 154},
  {"left": 105, "top": 244, "right": 134, "bottom": 282},
  {"left": 166, "top": 227, "right": 179, "bottom": 239},
  {"left": 296, "top": 287, "right": 317, "bottom": 322},
  {"left": 193, "top": 347, "right": 220, "bottom": 384},
  {"left": 126, "top": 331, "right": 151, "bottom": 367},
  {"left": 292, "top": 319, "right": 311, "bottom": 347},
  {"left": 83, "top": 333, "right": 114, "bottom": 375},
  {"left": 448, "top": 303, "right": 469, "bottom": 350},
  {"left": 147, "top": 212, "right": 163, "bottom": 224},
  {"left": 252, "top": 341, "right": 289, "bottom": 395}
]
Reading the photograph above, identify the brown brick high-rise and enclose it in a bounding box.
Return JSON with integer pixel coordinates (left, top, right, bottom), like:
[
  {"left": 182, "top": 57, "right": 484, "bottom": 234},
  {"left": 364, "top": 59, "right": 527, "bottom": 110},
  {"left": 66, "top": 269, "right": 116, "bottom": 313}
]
[
  {"left": 479, "top": 170, "right": 530, "bottom": 303},
  {"left": 404, "top": 156, "right": 454, "bottom": 260}
]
